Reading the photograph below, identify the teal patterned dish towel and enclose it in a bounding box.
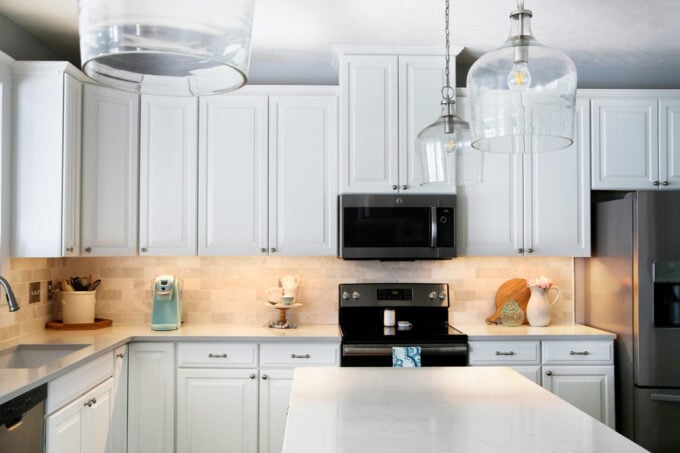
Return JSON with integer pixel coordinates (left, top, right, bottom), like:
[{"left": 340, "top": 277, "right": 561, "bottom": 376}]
[{"left": 392, "top": 346, "right": 422, "bottom": 367}]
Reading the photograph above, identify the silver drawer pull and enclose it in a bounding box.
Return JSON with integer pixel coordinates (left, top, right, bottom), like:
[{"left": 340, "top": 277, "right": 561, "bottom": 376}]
[
  {"left": 569, "top": 350, "right": 590, "bottom": 356},
  {"left": 291, "top": 354, "right": 311, "bottom": 359},
  {"left": 495, "top": 351, "right": 516, "bottom": 356},
  {"left": 208, "top": 353, "right": 228, "bottom": 358},
  {"left": 651, "top": 393, "right": 680, "bottom": 403}
]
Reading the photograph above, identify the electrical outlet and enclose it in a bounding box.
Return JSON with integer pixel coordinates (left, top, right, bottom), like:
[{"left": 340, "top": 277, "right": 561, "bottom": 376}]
[
  {"left": 47, "top": 280, "right": 53, "bottom": 301},
  {"left": 29, "top": 281, "right": 41, "bottom": 303}
]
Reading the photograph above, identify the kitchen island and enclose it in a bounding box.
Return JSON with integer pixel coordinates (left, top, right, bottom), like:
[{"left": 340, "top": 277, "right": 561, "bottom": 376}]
[{"left": 282, "top": 367, "right": 647, "bottom": 452}]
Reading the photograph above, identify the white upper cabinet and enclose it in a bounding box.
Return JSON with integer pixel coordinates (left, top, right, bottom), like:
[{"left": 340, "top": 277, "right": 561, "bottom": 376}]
[
  {"left": 339, "top": 51, "right": 455, "bottom": 193},
  {"left": 457, "top": 95, "right": 590, "bottom": 257},
  {"left": 268, "top": 94, "right": 338, "bottom": 255},
  {"left": 11, "top": 62, "right": 85, "bottom": 257},
  {"left": 591, "top": 92, "right": 680, "bottom": 190},
  {"left": 199, "top": 87, "right": 338, "bottom": 256},
  {"left": 198, "top": 94, "right": 269, "bottom": 256},
  {"left": 81, "top": 84, "right": 140, "bottom": 256},
  {"left": 139, "top": 95, "right": 198, "bottom": 256}
]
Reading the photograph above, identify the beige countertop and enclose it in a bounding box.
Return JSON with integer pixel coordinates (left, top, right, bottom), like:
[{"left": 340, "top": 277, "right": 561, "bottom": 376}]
[
  {"left": 283, "top": 367, "right": 646, "bottom": 453},
  {"left": 0, "top": 323, "right": 340, "bottom": 405},
  {"left": 455, "top": 323, "right": 616, "bottom": 340}
]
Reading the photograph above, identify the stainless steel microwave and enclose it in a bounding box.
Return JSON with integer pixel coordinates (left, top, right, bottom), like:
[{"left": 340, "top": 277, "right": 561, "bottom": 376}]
[{"left": 338, "top": 194, "right": 456, "bottom": 260}]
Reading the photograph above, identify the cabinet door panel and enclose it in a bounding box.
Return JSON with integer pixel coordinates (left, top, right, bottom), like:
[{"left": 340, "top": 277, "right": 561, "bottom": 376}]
[
  {"left": 62, "top": 74, "right": 82, "bottom": 257},
  {"left": 529, "top": 97, "right": 591, "bottom": 256},
  {"left": 660, "top": 99, "right": 680, "bottom": 189},
  {"left": 177, "top": 368, "right": 258, "bottom": 453},
  {"left": 139, "top": 95, "right": 198, "bottom": 255},
  {"left": 46, "top": 396, "right": 84, "bottom": 453},
  {"left": 83, "top": 378, "right": 113, "bottom": 453},
  {"left": 259, "top": 369, "right": 294, "bottom": 453},
  {"left": 340, "top": 55, "right": 399, "bottom": 193},
  {"left": 269, "top": 95, "right": 338, "bottom": 255},
  {"left": 81, "top": 84, "right": 139, "bottom": 255},
  {"left": 398, "top": 55, "right": 455, "bottom": 193},
  {"left": 591, "top": 97, "right": 658, "bottom": 189},
  {"left": 198, "top": 95, "right": 268, "bottom": 255},
  {"left": 542, "top": 365, "right": 615, "bottom": 428}
]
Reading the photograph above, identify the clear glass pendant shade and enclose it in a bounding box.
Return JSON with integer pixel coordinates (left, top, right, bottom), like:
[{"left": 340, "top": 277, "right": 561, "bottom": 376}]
[
  {"left": 467, "top": 6, "right": 577, "bottom": 153},
  {"left": 417, "top": 102, "right": 471, "bottom": 184},
  {"left": 78, "top": 0, "right": 255, "bottom": 96}
]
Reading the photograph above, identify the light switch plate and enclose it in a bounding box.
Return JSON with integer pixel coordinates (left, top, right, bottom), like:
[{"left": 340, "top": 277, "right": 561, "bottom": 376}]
[{"left": 29, "top": 281, "right": 41, "bottom": 303}]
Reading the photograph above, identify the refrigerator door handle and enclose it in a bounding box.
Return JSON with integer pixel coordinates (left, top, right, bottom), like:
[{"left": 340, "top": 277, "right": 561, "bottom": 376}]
[{"left": 650, "top": 393, "right": 680, "bottom": 403}]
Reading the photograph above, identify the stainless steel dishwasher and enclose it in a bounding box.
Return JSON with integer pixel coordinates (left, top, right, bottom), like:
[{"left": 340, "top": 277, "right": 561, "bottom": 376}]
[{"left": 0, "top": 384, "right": 47, "bottom": 453}]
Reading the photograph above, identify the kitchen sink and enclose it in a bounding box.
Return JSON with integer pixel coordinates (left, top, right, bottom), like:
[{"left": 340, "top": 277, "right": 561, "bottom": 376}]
[{"left": 0, "top": 344, "right": 90, "bottom": 369}]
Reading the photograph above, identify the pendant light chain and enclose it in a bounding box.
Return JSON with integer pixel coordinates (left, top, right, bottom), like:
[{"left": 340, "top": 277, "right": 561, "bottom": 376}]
[{"left": 443, "top": 0, "right": 453, "bottom": 102}]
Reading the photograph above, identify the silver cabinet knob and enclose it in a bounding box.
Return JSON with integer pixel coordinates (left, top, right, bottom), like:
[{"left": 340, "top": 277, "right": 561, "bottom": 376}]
[
  {"left": 116, "top": 353, "right": 125, "bottom": 359},
  {"left": 260, "top": 247, "right": 266, "bottom": 253},
  {"left": 517, "top": 248, "right": 524, "bottom": 254},
  {"left": 261, "top": 374, "right": 268, "bottom": 380},
  {"left": 270, "top": 247, "right": 277, "bottom": 253},
  {"left": 66, "top": 247, "right": 74, "bottom": 252},
  {"left": 392, "top": 185, "right": 398, "bottom": 190},
  {"left": 401, "top": 185, "right": 407, "bottom": 190},
  {"left": 545, "top": 370, "right": 553, "bottom": 376},
  {"left": 140, "top": 247, "right": 148, "bottom": 252},
  {"left": 663, "top": 181, "right": 669, "bottom": 186},
  {"left": 654, "top": 180, "right": 660, "bottom": 186},
  {"left": 526, "top": 248, "right": 534, "bottom": 254},
  {"left": 85, "top": 247, "right": 92, "bottom": 253},
  {"left": 249, "top": 373, "right": 256, "bottom": 379}
]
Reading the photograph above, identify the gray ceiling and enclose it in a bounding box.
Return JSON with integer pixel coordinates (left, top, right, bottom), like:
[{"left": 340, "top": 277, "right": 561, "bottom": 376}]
[{"left": 0, "top": 0, "right": 678, "bottom": 88}]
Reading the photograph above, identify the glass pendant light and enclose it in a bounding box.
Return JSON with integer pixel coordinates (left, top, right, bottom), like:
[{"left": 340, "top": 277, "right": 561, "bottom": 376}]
[
  {"left": 416, "top": 0, "right": 472, "bottom": 185},
  {"left": 467, "top": 0, "right": 577, "bottom": 153},
  {"left": 78, "top": 0, "right": 255, "bottom": 96}
]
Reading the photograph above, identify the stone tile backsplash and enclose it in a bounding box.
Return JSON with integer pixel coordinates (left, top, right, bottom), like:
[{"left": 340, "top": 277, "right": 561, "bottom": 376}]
[{"left": 0, "top": 256, "right": 574, "bottom": 342}]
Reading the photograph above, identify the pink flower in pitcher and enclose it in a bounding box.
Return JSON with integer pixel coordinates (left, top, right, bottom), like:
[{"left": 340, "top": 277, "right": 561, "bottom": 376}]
[{"left": 529, "top": 275, "right": 553, "bottom": 290}]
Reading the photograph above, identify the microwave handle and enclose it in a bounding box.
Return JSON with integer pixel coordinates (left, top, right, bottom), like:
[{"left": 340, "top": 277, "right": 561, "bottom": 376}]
[{"left": 430, "top": 207, "right": 437, "bottom": 248}]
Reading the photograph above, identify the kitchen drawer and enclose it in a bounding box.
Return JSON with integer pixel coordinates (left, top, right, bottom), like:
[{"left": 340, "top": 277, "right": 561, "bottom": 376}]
[
  {"left": 260, "top": 342, "right": 339, "bottom": 368},
  {"left": 47, "top": 352, "right": 113, "bottom": 414},
  {"left": 468, "top": 340, "right": 541, "bottom": 365},
  {"left": 177, "top": 342, "right": 258, "bottom": 368},
  {"left": 542, "top": 340, "right": 614, "bottom": 365}
]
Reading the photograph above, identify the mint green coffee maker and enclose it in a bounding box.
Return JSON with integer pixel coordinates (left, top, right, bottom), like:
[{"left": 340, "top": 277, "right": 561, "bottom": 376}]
[{"left": 151, "top": 275, "right": 182, "bottom": 330}]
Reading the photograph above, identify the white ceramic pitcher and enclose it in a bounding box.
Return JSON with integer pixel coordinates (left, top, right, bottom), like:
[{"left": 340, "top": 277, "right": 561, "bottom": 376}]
[
  {"left": 526, "top": 285, "right": 561, "bottom": 327},
  {"left": 280, "top": 275, "right": 300, "bottom": 290}
]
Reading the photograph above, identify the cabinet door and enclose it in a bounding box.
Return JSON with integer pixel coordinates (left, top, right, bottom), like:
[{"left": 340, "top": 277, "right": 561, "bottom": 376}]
[
  {"left": 268, "top": 95, "right": 338, "bottom": 256},
  {"left": 591, "top": 96, "right": 658, "bottom": 189},
  {"left": 542, "top": 365, "right": 615, "bottom": 428},
  {"left": 511, "top": 365, "right": 542, "bottom": 384},
  {"left": 11, "top": 69, "right": 81, "bottom": 257},
  {"left": 198, "top": 95, "right": 268, "bottom": 255},
  {"left": 527, "top": 97, "right": 591, "bottom": 256},
  {"left": 128, "top": 343, "right": 175, "bottom": 453},
  {"left": 660, "top": 99, "right": 680, "bottom": 189},
  {"left": 139, "top": 95, "right": 198, "bottom": 255},
  {"left": 81, "top": 84, "right": 139, "bottom": 256},
  {"left": 259, "top": 369, "right": 294, "bottom": 453},
  {"left": 456, "top": 151, "right": 524, "bottom": 256},
  {"left": 398, "top": 55, "right": 456, "bottom": 194},
  {"left": 177, "top": 368, "right": 259, "bottom": 453},
  {"left": 46, "top": 377, "right": 113, "bottom": 453},
  {"left": 339, "top": 54, "right": 399, "bottom": 193},
  {"left": 111, "top": 345, "right": 128, "bottom": 453}
]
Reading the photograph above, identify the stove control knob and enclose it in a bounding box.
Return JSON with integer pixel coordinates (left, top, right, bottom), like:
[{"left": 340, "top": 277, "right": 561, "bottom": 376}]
[
  {"left": 428, "top": 291, "right": 437, "bottom": 300},
  {"left": 438, "top": 292, "right": 447, "bottom": 300},
  {"left": 342, "top": 291, "right": 351, "bottom": 300},
  {"left": 351, "top": 291, "right": 360, "bottom": 300}
]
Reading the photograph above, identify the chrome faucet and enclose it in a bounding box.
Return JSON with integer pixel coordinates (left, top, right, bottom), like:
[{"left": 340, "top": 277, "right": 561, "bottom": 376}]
[{"left": 0, "top": 276, "right": 19, "bottom": 312}]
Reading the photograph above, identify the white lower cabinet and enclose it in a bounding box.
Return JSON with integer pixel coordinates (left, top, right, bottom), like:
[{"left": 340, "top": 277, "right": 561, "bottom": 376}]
[
  {"left": 469, "top": 338, "right": 615, "bottom": 427},
  {"left": 127, "top": 342, "right": 175, "bottom": 453},
  {"left": 258, "top": 369, "right": 294, "bottom": 453},
  {"left": 45, "top": 352, "right": 115, "bottom": 453}
]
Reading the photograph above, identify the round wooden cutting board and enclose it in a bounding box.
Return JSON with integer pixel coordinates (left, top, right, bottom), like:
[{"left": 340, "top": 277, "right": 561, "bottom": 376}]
[{"left": 486, "top": 278, "right": 531, "bottom": 324}]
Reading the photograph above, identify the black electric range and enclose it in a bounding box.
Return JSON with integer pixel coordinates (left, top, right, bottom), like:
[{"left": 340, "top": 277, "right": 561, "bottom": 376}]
[{"left": 339, "top": 283, "right": 468, "bottom": 367}]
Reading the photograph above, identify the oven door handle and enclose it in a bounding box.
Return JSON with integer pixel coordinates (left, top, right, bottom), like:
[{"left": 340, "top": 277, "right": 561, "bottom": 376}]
[
  {"left": 430, "top": 207, "right": 437, "bottom": 248},
  {"left": 342, "top": 344, "right": 468, "bottom": 357}
]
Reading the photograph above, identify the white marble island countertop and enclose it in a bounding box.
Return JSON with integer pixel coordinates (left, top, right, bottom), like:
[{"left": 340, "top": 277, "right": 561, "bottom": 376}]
[
  {"left": 455, "top": 323, "right": 616, "bottom": 340},
  {"left": 283, "top": 367, "right": 646, "bottom": 453}
]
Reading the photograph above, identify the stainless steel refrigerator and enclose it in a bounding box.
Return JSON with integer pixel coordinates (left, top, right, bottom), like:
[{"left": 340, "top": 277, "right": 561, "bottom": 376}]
[{"left": 584, "top": 191, "right": 680, "bottom": 453}]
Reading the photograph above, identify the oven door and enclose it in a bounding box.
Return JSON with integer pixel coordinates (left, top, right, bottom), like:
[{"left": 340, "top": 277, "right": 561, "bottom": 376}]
[{"left": 341, "top": 343, "right": 468, "bottom": 367}]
